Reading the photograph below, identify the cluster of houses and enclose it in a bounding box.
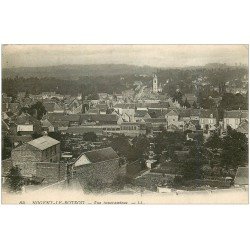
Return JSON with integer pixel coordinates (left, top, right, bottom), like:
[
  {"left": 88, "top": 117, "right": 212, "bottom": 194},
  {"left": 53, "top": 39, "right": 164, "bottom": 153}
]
[{"left": 1, "top": 73, "right": 249, "bottom": 193}]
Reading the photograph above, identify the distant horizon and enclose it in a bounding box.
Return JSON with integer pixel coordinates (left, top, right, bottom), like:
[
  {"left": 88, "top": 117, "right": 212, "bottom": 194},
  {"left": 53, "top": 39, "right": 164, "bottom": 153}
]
[
  {"left": 2, "top": 62, "right": 248, "bottom": 70},
  {"left": 2, "top": 45, "right": 248, "bottom": 69}
]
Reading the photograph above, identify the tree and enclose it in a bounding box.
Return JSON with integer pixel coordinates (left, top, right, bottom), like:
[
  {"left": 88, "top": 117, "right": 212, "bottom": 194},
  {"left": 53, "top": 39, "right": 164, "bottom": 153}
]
[
  {"left": 32, "top": 131, "right": 42, "bottom": 139},
  {"left": 183, "top": 98, "right": 191, "bottom": 108},
  {"left": 132, "top": 135, "right": 150, "bottom": 159},
  {"left": 205, "top": 132, "right": 223, "bottom": 149},
  {"left": 221, "top": 128, "right": 248, "bottom": 169},
  {"left": 181, "top": 159, "right": 203, "bottom": 180},
  {"left": 192, "top": 101, "right": 197, "bottom": 108},
  {"left": 48, "top": 131, "right": 62, "bottom": 141},
  {"left": 83, "top": 132, "right": 97, "bottom": 142},
  {"left": 158, "top": 124, "right": 166, "bottom": 132},
  {"left": 28, "top": 101, "right": 46, "bottom": 120},
  {"left": 2, "top": 136, "right": 12, "bottom": 160},
  {"left": 219, "top": 93, "right": 248, "bottom": 111},
  {"left": 172, "top": 90, "right": 183, "bottom": 105},
  {"left": 154, "top": 131, "right": 186, "bottom": 157},
  {"left": 110, "top": 135, "right": 132, "bottom": 160},
  {"left": 200, "top": 97, "right": 215, "bottom": 109},
  {"left": 7, "top": 167, "right": 24, "bottom": 192}
]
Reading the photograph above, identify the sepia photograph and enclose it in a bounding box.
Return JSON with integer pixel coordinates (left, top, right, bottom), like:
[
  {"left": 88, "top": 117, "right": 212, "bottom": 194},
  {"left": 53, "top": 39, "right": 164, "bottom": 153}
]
[{"left": 1, "top": 44, "right": 249, "bottom": 204}]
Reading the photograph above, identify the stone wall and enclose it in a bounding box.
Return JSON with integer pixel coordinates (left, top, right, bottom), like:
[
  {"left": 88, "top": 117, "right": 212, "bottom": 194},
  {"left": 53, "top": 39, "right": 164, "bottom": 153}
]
[
  {"left": 75, "top": 158, "right": 122, "bottom": 187},
  {"left": 36, "top": 162, "right": 66, "bottom": 184},
  {"left": 11, "top": 145, "right": 42, "bottom": 177}
]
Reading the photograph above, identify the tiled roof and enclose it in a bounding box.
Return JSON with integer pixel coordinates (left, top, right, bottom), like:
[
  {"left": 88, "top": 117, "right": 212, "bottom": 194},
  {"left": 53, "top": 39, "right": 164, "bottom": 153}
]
[
  {"left": 17, "top": 124, "right": 33, "bottom": 132},
  {"left": 200, "top": 109, "right": 217, "bottom": 118},
  {"left": 46, "top": 113, "right": 65, "bottom": 121},
  {"left": 190, "top": 109, "right": 201, "bottom": 117},
  {"left": 166, "top": 110, "right": 179, "bottom": 116},
  {"left": 15, "top": 113, "right": 40, "bottom": 125},
  {"left": 113, "top": 103, "right": 136, "bottom": 109},
  {"left": 52, "top": 120, "right": 69, "bottom": 127},
  {"left": 224, "top": 110, "right": 248, "bottom": 119},
  {"left": 135, "top": 110, "right": 149, "bottom": 117},
  {"left": 137, "top": 102, "right": 169, "bottom": 109},
  {"left": 67, "top": 126, "right": 103, "bottom": 134},
  {"left": 81, "top": 114, "right": 118, "bottom": 123},
  {"left": 82, "top": 147, "right": 119, "bottom": 164},
  {"left": 236, "top": 120, "right": 248, "bottom": 134},
  {"left": 234, "top": 167, "right": 248, "bottom": 185},
  {"left": 43, "top": 102, "right": 55, "bottom": 112},
  {"left": 144, "top": 118, "right": 167, "bottom": 123},
  {"left": 41, "top": 119, "right": 53, "bottom": 127},
  {"left": 28, "top": 135, "right": 60, "bottom": 150}
]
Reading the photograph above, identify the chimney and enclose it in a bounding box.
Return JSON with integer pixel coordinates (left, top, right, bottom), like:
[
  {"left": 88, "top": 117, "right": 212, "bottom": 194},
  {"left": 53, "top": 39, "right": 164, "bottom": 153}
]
[{"left": 43, "top": 131, "right": 48, "bottom": 136}]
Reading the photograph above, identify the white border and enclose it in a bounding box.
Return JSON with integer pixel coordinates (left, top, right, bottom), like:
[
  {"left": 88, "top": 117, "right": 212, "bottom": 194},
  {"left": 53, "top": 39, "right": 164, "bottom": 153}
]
[{"left": 1, "top": 1, "right": 250, "bottom": 250}]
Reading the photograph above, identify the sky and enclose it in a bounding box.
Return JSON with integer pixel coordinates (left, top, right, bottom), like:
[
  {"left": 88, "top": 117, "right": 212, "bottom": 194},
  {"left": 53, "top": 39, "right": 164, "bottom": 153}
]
[{"left": 2, "top": 45, "right": 248, "bottom": 68}]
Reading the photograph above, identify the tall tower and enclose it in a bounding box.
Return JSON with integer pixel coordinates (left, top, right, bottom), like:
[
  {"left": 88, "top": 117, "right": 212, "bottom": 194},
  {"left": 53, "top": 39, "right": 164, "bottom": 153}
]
[{"left": 152, "top": 74, "right": 158, "bottom": 93}]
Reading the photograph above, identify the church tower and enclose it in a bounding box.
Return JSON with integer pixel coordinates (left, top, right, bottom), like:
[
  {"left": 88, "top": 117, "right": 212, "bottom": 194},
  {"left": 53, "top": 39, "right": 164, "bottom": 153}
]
[{"left": 152, "top": 74, "right": 158, "bottom": 93}]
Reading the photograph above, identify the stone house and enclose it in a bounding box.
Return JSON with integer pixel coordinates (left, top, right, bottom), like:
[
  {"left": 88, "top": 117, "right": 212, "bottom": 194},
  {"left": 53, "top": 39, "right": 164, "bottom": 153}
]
[
  {"left": 72, "top": 147, "right": 125, "bottom": 187},
  {"left": 223, "top": 110, "right": 248, "bottom": 130},
  {"left": 11, "top": 135, "right": 61, "bottom": 179},
  {"left": 199, "top": 109, "right": 217, "bottom": 131}
]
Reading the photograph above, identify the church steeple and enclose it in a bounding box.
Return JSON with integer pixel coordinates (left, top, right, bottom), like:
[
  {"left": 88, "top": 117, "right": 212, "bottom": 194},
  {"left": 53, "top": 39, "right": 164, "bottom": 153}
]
[{"left": 152, "top": 73, "right": 158, "bottom": 93}]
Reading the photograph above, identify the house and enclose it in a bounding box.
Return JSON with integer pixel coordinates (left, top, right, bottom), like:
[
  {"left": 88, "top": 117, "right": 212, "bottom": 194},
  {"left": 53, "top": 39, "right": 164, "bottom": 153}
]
[
  {"left": 11, "top": 135, "right": 64, "bottom": 183},
  {"left": 96, "top": 103, "right": 109, "bottom": 113},
  {"left": 71, "top": 147, "right": 124, "bottom": 187},
  {"left": 167, "top": 124, "right": 181, "bottom": 132},
  {"left": 15, "top": 112, "right": 42, "bottom": 135},
  {"left": 134, "top": 110, "right": 151, "bottom": 122},
  {"left": 199, "top": 109, "right": 217, "bottom": 131},
  {"left": 41, "top": 119, "right": 55, "bottom": 132},
  {"left": 165, "top": 110, "right": 179, "bottom": 125},
  {"left": 120, "top": 122, "right": 147, "bottom": 137},
  {"left": 234, "top": 167, "right": 248, "bottom": 187},
  {"left": 86, "top": 108, "right": 99, "bottom": 114},
  {"left": 174, "top": 150, "right": 190, "bottom": 161},
  {"left": 184, "top": 120, "right": 199, "bottom": 132},
  {"left": 137, "top": 102, "right": 170, "bottom": 111},
  {"left": 236, "top": 120, "right": 248, "bottom": 138},
  {"left": 144, "top": 118, "right": 167, "bottom": 129},
  {"left": 223, "top": 110, "right": 248, "bottom": 130},
  {"left": 65, "top": 114, "right": 81, "bottom": 126},
  {"left": 113, "top": 103, "right": 136, "bottom": 122},
  {"left": 41, "top": 92, "right": 56, "bottom": 99},
  {"left": 179, "top": 109, "right": 192, "bottom": 122},
  {"left": 52, "top": 120, "right": 69, "bottom": 131},
  {"left": 2, "top": 119, "right": 10, "bottom": 136},
  {"left": 182, "top": 94, "right": 197, "bottom": 106},
  {"left": 186, "top": 131, "right": 203, "bottom": 142},
  {"left": 43, "top": 102, "right": 64, "bottom": 113},
  {"left": 80, "top": 114, "right": 119, "bottom": 125},
  {"left": 64, "top": 98, "right": 82, "bottom": 114},
  {"left": 190, "top": 109, "right": 201, "bottom": 121},
  {"left": 5, "top": 103, "right": 21, "bottom": 114},
  {"left": 165, "top": 110, "right": 184, "bottom": 130}
]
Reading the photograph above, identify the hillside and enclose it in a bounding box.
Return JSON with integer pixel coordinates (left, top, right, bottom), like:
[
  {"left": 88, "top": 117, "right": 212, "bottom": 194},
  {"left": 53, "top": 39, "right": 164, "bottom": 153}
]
[{"left": 2, "top": 64, "right": 155, "bottom": 79}]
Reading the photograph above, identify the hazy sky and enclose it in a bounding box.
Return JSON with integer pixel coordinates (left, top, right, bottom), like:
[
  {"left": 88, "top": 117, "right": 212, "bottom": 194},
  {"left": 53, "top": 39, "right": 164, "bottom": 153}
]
[{"left": 2, "top": 45, "right": 248, "bottom": 68}]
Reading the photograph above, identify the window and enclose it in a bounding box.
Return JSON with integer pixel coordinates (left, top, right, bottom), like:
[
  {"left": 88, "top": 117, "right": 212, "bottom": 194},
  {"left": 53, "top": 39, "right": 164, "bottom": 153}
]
[
  {"left": 200, "top": 118, "right": 203, "bottom": 123},
  {"left": 226, "top": 119, "right": 229, "bottom": 124},
  {"left": 235, "top": 119, "right": 239, "bottom": 125}
]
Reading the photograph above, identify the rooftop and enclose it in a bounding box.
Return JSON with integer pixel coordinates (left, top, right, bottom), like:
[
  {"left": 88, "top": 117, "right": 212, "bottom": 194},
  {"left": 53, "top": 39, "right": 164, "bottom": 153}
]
[
  {"left": 224, "top": 110, "right": 248, "bottom": 119},
  {"left": 75, "top": 147, "right": 119, "bottom": 166},
  {"left": 84, "top": 147, "right": 119, "bottom": 163},
  {"left": 28, "top": 135, "right": 60, "bottom": 150},
  {"left": 234, "top": 167, "right": 248, "bottom": 185}
]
